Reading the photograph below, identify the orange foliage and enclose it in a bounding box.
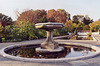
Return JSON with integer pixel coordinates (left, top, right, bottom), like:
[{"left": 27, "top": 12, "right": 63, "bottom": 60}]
[
  {"left": 46, "top": 9, "right": 66, "bottom": 24},
  {"left": 16, "top": 9, "right": 47, "bottom": 25}
]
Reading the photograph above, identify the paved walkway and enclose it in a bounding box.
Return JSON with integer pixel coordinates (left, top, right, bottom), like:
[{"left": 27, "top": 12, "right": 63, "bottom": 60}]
[{"left": 0, "top": 34, "right": 100, "bottom": 66}]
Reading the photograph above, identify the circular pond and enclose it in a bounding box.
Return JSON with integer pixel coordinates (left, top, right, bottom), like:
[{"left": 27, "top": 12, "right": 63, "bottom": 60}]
[
  {"left": 0, "top": 43, "right": 100, "bottom": 62},
  {"left": 5, "top": 45, "right": 96, "bottom": 59}
]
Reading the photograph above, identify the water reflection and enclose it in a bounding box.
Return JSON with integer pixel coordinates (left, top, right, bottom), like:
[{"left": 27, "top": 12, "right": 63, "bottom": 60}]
[{"left": 6, "top": 45, "right": 96, "bottom": 59}]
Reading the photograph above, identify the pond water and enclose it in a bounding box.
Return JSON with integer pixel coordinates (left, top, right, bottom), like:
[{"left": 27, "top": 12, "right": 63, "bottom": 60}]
[{"left": 5, "top": 45, "right": 96, "bottom": 59}]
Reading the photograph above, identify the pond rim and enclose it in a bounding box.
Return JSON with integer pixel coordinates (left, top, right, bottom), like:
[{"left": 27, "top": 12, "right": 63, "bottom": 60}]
[{"left": 0, "top": 43, "right": 100, "bottom": 63}]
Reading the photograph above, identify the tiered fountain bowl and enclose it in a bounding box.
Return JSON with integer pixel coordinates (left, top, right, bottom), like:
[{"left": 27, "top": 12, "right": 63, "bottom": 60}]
[{"left": 35, "top": 22, "right": 64, "bottom": 53}]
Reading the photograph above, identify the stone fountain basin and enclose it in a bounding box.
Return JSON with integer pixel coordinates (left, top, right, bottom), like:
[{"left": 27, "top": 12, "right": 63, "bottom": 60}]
[
  {"left": 35, "top": 22, "right": 64, "bottom": 30},
  {"left": 0, "top": 42, "right": 100, "bottom": 63}
]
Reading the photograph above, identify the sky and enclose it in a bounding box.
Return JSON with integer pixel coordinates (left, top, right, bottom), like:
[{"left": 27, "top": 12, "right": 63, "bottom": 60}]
[{"left": 0, "top": 0, "right": 100, "bottom": 21}]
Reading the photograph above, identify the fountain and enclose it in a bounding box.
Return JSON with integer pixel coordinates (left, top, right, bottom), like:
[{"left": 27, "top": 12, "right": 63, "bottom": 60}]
[
  {"left": 0, "top": 22, "right": 100, "bottom": 62},
  {"left": 35, "top": 22, "right": 64, "bottom": 53}
]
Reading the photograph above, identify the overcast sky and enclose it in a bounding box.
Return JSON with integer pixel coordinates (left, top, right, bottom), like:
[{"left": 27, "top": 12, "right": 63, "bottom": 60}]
[{"left": 0, "top": 0, "right": 100, "bottom": 21}]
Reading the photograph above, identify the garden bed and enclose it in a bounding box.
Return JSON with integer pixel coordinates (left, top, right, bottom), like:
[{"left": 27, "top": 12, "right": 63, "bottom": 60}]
[{"left": 55, "top": 35, "right": 93, "bottom": 40}]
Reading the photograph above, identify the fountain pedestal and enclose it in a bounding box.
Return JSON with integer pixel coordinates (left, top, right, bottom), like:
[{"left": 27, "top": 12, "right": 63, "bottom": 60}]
[
  {"left": 41, "top": 30, "right": 59, "bottom": 50},
  {"left": 35, "top": 22, "right": 64, "bottom": 53}
]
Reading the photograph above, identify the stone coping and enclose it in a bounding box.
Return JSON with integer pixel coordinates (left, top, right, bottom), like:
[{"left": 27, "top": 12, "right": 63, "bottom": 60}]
[
  {"left": 54, "top": 35, "right": 98, "bottom": 41},
  {"left": 35, "top": 22, "right": 64, "bottom": 30},
  {"left": 35, "top": 22, "right": 64, "bottom": 26},
  {"left": 0, "top": 43, "right": 100, "bottom": 63}
]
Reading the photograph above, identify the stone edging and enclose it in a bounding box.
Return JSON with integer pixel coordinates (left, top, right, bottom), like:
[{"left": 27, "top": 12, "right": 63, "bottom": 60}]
[
  {"left": 0, "top": 43, "right": 100, "bottom": 63},
  {"left": 92, "top": 35, "right": 98, "bottom": 41}
]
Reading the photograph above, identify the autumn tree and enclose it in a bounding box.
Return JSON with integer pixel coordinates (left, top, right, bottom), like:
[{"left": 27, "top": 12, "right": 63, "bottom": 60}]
[
  {"left": 46, "top": 9, "right": 66, "bottom": 24},
  {"left": 33, "top": 10, "right": 47, "bottom": 23},
  {"left": 57, "top": 9, "right": 70, "bottom": 21},
  {"left": 65, "top": 20, "right": 74, "bottom": 32},
  {"left": 16, "top": 9, "right": 47, "bottom": 25},
  {"left": 65, "top": 20, "right": 84, "bottom": 33}
]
